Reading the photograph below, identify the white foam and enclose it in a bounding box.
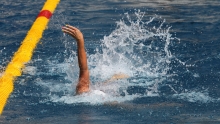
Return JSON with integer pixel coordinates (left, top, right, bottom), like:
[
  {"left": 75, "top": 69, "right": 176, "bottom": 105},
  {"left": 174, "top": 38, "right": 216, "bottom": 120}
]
[
  {"left": 23, "top": 66, "right": 37, "bottom": 75},
  {"left": 50, "top": 89, "right": 139, "bottom": 105},
  {"left": 92, "top": 90, "right": 106, "bottom": 96},
  {"left": 172, "top": 91, "right": 215, "bottom": 103}
]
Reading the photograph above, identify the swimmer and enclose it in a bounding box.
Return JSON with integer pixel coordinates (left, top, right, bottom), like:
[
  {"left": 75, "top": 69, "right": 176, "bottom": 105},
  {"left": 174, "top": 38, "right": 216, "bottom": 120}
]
[
  {"left": 62, "top": 25, "right": 90, "bottom": 94},
  {"left": 62, "top": 25, "right": 129, "bottom": 95}
]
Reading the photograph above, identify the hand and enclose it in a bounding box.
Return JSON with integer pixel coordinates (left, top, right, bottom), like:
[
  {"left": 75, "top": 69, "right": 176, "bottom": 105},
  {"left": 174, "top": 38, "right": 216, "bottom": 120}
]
[{"left": 62, "top": 25, "right": 84, "bottom": 42}]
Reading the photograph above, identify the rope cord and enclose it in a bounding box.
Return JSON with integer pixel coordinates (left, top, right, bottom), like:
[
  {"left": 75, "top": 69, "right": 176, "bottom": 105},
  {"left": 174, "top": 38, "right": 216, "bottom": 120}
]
[{"left": 0, "top": 0, "right": 60, "bottom": 114}]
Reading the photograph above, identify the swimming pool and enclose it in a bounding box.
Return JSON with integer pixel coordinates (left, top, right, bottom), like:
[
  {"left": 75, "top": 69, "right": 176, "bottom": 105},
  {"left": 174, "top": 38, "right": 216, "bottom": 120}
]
[{"left": 1, "top": 0, "right": 220, "bottom": 123}]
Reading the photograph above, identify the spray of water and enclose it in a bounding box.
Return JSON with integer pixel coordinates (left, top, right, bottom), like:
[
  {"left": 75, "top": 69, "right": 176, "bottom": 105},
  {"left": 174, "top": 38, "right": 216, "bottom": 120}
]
[
  {"left": 88, "top": 10, "right": 177, "bottom": 97},
  {"left": 34, "top": 10, "right": 176, "bottom": 104},
  {"left": 23, "top": 10, "right": 216, "bottom": 104}
]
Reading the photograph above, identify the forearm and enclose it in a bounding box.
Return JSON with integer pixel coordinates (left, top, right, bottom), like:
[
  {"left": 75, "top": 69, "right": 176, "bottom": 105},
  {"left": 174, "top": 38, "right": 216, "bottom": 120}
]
[{"left": 77, "top": 39, "right": 88, "bottom": 71}]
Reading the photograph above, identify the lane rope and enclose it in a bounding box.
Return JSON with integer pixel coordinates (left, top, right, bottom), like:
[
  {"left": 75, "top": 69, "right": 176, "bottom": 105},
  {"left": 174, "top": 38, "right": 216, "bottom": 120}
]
[{"left": 0, "top": 0, "right": 60, "bottom": 114}]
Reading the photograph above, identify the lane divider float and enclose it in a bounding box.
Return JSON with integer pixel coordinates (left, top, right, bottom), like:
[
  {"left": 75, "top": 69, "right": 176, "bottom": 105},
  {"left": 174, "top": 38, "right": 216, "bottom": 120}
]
[{"left": 0, "top": 0, "right": 60, "bottom": 114}]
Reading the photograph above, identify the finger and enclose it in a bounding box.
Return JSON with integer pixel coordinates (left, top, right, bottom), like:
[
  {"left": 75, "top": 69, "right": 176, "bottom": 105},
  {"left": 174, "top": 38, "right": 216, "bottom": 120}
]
[
  {"left": 62, "top": 27, "right": 76, "bottom": 34},
  {"left": 66, "top": 25, "right": 78, "bottom": 31},
  {"left": 62, "top": 29, "right": 74, "bottom": 36},
  {"left": 62, "top": 26, "right": 74, "bottom": 32}
]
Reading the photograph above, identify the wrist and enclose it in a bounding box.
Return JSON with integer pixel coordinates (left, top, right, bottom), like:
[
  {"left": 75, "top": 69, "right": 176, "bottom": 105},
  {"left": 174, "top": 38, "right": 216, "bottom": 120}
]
[{"left": 77, "top": 40, "right": 84, "bottom": 45}]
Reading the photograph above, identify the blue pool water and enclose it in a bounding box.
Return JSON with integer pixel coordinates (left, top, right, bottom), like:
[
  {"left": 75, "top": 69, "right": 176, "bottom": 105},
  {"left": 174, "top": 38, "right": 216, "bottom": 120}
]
[{"left": 1, "top": 0, "right": 220, "bottom": 123}]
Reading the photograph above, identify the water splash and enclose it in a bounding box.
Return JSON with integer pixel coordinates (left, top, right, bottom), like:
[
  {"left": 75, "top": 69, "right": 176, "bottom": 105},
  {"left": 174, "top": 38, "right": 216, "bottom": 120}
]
[
  {"left": 33, "top": 10, "right": 178, "bottom": 104},
  {"left": 24, "top": 10, "right": 211, "bottom": 105},
  {"left": 88, "top": 10, "right": 177, "bottom": 97},
  {"left": 172, "top": 91, "right": 218, "bottom": 103}
]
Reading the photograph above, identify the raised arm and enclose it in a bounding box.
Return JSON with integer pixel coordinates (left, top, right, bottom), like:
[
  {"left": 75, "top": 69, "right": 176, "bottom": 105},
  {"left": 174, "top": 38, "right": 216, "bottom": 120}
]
[{"left": 62, "top": 25, "right": 90, "bottom": 94}]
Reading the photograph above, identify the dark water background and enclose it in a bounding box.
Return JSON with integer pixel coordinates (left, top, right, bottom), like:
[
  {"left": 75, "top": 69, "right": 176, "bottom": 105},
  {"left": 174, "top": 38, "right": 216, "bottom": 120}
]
[{"left": 1, "top": 0, "right": 220, "bottom": 123}]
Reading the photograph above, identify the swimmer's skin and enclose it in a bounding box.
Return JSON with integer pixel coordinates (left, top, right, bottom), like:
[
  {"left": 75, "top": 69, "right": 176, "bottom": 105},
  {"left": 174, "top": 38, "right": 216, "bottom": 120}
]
[{"left": 62, "top": 25, "right": 90, "bottom": 94}]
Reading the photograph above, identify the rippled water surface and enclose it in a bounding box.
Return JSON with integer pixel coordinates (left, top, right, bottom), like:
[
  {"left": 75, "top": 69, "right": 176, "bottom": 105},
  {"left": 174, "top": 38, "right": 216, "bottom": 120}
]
[{"left": 1, "top": 0, "right": 220, "bottom": 124}]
